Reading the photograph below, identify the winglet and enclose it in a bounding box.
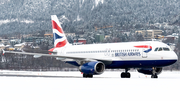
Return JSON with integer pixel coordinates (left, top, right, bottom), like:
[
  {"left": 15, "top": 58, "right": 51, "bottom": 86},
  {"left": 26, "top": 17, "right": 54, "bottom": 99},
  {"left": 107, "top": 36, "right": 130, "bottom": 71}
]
[{"left": 2, "top": 49, "right": 5, "bottom": 55}]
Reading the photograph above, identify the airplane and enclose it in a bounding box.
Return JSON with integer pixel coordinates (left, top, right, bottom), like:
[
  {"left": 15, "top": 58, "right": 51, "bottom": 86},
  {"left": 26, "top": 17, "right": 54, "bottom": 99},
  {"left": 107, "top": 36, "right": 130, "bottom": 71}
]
[{"left": 3, "top": 15, "right": 178, "bottom": 78}]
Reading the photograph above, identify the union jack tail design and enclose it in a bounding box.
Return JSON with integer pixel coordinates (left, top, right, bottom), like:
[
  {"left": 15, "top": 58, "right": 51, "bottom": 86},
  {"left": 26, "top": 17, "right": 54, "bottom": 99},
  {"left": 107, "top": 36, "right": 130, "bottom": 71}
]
[{"left": 51, "top": 15, "right": 69, "bottom": 48}]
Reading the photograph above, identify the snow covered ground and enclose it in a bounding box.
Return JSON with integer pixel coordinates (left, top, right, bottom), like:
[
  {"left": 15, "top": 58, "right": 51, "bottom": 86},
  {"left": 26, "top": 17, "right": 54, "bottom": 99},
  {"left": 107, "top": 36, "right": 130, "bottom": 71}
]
[{"left": 0, "top": 70, "right": 180, "bottom": 101}]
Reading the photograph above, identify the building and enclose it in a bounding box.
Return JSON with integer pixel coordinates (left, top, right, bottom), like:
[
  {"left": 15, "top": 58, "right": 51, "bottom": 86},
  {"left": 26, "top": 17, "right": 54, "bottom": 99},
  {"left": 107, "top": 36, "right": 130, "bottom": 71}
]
[
  {"left": 14, "top": 43, "right": 25, "bottom": 50},
  {"left": 44, "top": 33, "right": 76, "bottom": 37},
  {"left": 44, "top": 33, "right": 53, "bottom": 37},
  {"left": 104, "top": 35, "right": 110, "bottom": 39},
  {"left": 0, "top": 39, "right": 9, "bottom": 45},
  {"left": 135, "top": 30, "right": 163, "bottom": 39},
  {"left": 123, "top": 32, "right": 131, "bottom": 36},
  {"left": 0, "top": 43, "right": 5, "bottom": 50},
  {"left": 66, "top": 33, "right": 76, "bottom": 37},
  {"left": 73, "top": 38, "right": 86, "bottom": 44},
  {"left": 10, "top": 39, "right": 21, "bottom": 46},
  {"left": 95, "top": 34, "right": 104, "bottom": 43}
]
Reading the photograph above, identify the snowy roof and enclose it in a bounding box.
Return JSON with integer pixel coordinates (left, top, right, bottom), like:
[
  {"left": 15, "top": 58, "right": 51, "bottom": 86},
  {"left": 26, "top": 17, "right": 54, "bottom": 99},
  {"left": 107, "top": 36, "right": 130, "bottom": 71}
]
[
  {"left": 0, "top": 44, "right": 5, "bottom": 47},
  {"left": 6, "top": 45, "right": 10, "bottom": 47},
  {"left": 14, "top": 43, "right": 25, "bottom": 47},
  {"left": 166, "top": 35, "right": 175, "bottom": 37}
]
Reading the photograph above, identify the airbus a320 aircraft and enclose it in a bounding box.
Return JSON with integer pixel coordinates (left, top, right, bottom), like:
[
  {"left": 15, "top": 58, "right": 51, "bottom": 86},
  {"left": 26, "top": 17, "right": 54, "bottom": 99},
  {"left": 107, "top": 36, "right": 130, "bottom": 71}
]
[{"left": 3, "top": 15, "right": 178, "bottom": 78}]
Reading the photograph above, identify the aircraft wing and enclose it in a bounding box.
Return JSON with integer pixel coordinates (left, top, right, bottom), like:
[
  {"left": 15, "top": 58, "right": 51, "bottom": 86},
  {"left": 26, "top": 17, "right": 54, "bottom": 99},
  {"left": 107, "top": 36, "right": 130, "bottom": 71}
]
[{"left": 2, "top": 50, "right": 115, "bottom": 62}]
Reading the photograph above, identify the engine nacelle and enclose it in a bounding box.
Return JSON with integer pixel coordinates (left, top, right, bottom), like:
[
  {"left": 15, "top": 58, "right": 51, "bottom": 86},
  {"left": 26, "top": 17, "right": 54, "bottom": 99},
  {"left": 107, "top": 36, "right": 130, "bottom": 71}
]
[
  {"left": 79, "top": 61, "right": 105, "bottom": 75},
  {"left": 137, "top": 68, "right": 162, "bottom": 75}
]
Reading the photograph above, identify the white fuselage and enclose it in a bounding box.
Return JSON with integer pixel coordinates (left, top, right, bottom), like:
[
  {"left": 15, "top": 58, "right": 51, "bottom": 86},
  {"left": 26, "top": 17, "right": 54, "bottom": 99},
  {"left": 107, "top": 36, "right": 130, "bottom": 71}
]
[{"left": 53, "top": 41, "right": 178, "bottom": 69}]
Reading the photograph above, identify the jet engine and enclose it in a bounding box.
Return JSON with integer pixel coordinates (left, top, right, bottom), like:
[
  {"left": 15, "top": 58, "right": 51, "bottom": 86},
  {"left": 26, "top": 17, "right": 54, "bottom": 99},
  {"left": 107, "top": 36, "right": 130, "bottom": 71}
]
[
  {"left": 79, "top": 61, "right": 105, "bottom": 75},
  {"left": 137, "top": 68, "right": 162, "bottom": 75}
]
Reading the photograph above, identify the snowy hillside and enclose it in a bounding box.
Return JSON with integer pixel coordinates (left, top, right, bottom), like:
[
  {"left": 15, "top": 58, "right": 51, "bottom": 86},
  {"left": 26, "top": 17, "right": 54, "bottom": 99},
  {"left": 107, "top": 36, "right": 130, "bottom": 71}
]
[{"left": 0, "top": 0, "right": 180, "bottom": 34}]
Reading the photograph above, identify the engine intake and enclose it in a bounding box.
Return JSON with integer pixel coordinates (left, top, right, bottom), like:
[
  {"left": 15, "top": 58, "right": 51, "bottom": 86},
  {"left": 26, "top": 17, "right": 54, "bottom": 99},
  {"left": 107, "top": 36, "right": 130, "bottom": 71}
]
[{"left": 79, "top": 61, "right": 105, "bottom": 75}]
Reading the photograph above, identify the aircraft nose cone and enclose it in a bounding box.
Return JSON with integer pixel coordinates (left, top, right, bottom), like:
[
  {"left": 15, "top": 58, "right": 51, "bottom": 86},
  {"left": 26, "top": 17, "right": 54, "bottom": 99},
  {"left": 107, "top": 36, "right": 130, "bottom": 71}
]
[
  {"left": 173, "top": 52, "right": 178, "bottom": 60},
  {"left": 171, "top": 51, "right": 178, "bottom": 63}
]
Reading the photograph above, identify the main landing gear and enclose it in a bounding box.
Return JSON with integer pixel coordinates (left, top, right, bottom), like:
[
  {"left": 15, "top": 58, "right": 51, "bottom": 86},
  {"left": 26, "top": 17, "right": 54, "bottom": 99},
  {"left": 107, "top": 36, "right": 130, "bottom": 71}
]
[
  {"left": 121, "top": 68, "right": 131, "bottom": 78},
  {"left": 83, "top": 73, "right": 93, "bottom": 78},
  {"left": 151, "top": 67, "right": 158, "bottom": 78}
]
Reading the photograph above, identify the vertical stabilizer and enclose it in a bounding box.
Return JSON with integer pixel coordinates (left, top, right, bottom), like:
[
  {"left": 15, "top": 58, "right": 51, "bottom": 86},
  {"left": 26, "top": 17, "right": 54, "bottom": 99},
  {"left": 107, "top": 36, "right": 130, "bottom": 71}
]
[{"left": 51, "top": 15, "right": 69, "bottom": 48}]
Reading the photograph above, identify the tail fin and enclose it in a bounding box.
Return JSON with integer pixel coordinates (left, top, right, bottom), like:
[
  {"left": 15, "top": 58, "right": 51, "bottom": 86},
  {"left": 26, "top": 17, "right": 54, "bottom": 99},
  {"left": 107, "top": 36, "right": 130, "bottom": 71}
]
[{"left": 51, "top": 15, "right": 69, "bottom": 48}]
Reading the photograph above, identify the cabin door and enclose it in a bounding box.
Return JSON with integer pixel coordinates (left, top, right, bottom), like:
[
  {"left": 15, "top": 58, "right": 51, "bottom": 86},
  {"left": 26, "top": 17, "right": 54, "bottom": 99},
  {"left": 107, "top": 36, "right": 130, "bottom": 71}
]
[
  {"left": 105, "top": 48, "right": 111, "bottom": 56},
  {"left": 142, "top": 43, "right": 150, "bottom": 58},
  {"left": 142, "top": 48, "right": 147, "bottom": 58}
]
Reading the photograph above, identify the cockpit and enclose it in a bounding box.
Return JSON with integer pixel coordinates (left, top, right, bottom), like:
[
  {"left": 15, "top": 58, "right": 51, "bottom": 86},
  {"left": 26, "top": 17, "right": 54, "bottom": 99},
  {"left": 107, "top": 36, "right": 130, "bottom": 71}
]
[{"left": 154, "top": 47, "right": 170, "bottom": 51}]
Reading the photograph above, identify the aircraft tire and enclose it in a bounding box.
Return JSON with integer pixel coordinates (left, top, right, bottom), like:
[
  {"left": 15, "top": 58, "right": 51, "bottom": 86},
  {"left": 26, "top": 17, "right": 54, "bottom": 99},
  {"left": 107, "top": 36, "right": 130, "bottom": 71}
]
[
  {"left": 83, "top": 74, "right": 87, "bottom": 78},
  {"left": 121, "top": 72, "right": 126, "bottom": 78},
  {"left": 151, "top": 73, "right": 158, "bottom": 78},
  {"left": 126, "top": 72, "right": 131, "bottom": 78},
  {"left": 88, "top": 74, "right": 93, "bottom": 78},
  {"left": 121, "top": 72, "right": 131, "bottom": 78},
  {"left": 83, "top": 74, "right": 93, "bottom": 78}
]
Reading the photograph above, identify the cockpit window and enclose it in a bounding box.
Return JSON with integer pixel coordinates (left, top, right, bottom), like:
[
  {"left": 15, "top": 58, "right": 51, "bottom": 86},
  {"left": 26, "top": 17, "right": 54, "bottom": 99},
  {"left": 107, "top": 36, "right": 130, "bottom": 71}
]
[
  {"left": 158, "top": 47, "right": 163, "bottom": 51},
  {"left": 154, "top": 47, "right": 170, "bottom": 51},
  {"left": 154, "top": 48, "right": 158, "bottom": 51},
  {"left": 163, "top": 47, "right": 170, "bottom": 51}
]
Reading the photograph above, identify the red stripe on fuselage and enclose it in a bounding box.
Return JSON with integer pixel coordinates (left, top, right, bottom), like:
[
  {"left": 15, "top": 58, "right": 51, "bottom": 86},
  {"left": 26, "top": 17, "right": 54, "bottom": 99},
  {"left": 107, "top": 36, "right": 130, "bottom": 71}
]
[
  {"left": 134, "top": 45, "right": 152, "bottom": 49},
  {"left": 52, "top": 20, "right": 63, "bottom": 34}
]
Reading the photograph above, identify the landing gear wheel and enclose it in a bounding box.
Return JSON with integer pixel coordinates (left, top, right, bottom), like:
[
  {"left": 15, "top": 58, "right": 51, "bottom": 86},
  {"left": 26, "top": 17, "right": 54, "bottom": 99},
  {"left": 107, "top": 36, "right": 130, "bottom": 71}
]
[
  {"left": 83, "top": 74, "right": 93, "bottom": 78},
  {"left": 151, "top": 73, "right": 158, "bottom": 78},
  {"left": 121, "top": 72, "right": 131, "bottom": 78},
  {"left": 121, "top": 72, "right": 126, "bottom": 78},
  {"left": 83, "top": 74, "right": 87, "bottom": 78},
  {"left": 88, "top": 74, "right": 93, "bottom": 78},
  {"left": 151, "top": 67, "right": 158, "bottom": 78},
  {"left": 126, "top": 72, "right": 131, "bottom": 78}
]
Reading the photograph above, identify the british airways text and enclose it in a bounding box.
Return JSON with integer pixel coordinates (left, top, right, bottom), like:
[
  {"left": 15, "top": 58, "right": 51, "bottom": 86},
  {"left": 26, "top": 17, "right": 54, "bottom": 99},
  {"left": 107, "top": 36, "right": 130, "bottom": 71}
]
[{"left": 115, "top": 52, "right": 141, "bottom": 57}]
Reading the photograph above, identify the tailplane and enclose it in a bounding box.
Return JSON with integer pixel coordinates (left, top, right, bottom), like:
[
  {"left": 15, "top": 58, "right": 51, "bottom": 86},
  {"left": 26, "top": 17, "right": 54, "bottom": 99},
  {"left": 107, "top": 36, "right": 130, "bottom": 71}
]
[{"left": 51, "top": 15, "right": 69, "bottom": 48}]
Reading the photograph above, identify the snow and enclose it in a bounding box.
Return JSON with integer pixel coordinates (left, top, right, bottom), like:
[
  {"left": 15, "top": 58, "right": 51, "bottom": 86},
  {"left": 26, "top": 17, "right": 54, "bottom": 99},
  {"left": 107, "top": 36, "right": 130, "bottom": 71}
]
[
  {"left": 0, "top": 19, "right": 34, "bottom": 25},
  {"left": 91, "top": 5, "right": 94, "bottom": 10},
  {"left": 14, "top": 43, "right": 26, "bottom": 47},
  {"left": 0, "top": 0, "right": 10, "bottom": 5},
  {"left": 0, "top": 71, "right": 180, "bottom": 101},
  {"left": 0, "top": 19, "right": 17, "bottom": 25},
  {"left": 0, "top": 43, "right": 5, "bottom": 47},
  {"left": 20, "top": 20, "right": 34, "bottom": 24},
  {"left": 76, "top": 15, "right": 81, "bottom": 21},
  {"left": 73, "top": 15, "right": 83, "bottom": 22},
  {"left": 60, "top": 15, "right": 70, "bottom": 22},
  {"left": 95, "top": 0, "right": 104, "bottom": 6}
]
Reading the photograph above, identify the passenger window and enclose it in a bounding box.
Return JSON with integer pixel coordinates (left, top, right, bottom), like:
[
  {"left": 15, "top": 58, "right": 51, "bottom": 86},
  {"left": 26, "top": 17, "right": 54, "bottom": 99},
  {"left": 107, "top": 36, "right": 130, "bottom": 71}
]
[
  {"left": 154, "top": 48, "right": 158, "bottom": 51},
  {"left": 158, "top": 47, "right": 163, "bottom": 51},
  {"left": 163, "top": 47, "right": 170, "bottom": 51}
]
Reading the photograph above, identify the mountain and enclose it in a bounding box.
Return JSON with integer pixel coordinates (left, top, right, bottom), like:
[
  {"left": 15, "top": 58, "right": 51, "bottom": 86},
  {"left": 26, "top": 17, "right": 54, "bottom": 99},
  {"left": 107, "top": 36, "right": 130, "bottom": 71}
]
[{"left": 0, "top": 0, "right": 180, "bottom": 34}]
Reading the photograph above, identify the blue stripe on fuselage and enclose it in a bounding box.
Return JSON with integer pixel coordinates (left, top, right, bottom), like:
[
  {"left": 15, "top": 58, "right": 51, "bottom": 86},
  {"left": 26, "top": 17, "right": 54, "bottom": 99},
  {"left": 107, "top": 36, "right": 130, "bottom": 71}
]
[
  {"left": 105, "top": 60, "right": 177, "bottom": 69},
  {"left": 65, "top": 60, "right": 177, "bottom": 69}
]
